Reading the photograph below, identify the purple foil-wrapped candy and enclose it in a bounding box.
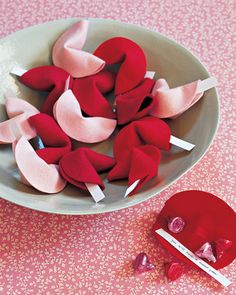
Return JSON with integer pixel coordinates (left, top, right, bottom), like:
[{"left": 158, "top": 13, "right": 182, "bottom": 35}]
[
  {"left": 168, "top": 217, "right": 185, "bottom": 233},
  {"left": 195, "top": 242, "right": 216, "bottom": 263},
  {"left": 133, "top": 252, "right": 155, "bottom": 273}
]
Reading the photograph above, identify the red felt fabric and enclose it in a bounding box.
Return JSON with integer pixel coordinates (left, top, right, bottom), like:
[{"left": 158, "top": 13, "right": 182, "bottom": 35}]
[
  {"left": 94, "top": 37, "right": 146, "bottom": 95},
  {"left": 28, "top": 113, "right": 72, "bottom": 164},
  {"left": 108, "top": 117, "right": 170, "bottom": 193},
  {"left": 19, "top": 66, "right": 116, "bottom": 118},
  {"left": 59, "top": 148, "right": 115, "bottom": 191},
  {"left": 19, "top": 66, "right": 69, "bottom": 116},
  {"left": 71, "top": 70, "right": 116, "bottom": 119},
  {"left": 128, "top": 145, "right": 161, "bottom": 194},
  {"left": 153, "top": 190, "right": 236, "bottom": 270},
  {"left": 116, "top": 78, "right": 155, "bottom": 125}
]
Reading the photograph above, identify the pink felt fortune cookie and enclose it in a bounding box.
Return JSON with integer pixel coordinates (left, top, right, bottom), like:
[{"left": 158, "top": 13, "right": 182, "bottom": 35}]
[
  {"left": 115, "top": 78, "right": 155, "bottom": 125},
  {"left": 94, "top": 37, "right": 147, "bottom": 95},
  {"left": 0, "top": 94, "right": 39, "bottom": 144},
  {"left": 53, "top": 89, "right": 116, "bottom": 143},
  {"left": 14, "top": 136, "right": 66, "bottom": 194},
  {"left": 19, "top": 65, "right": 116, "bottom": 118},
  {"left": 59, "top": 148, "right": 115, "bottom": 191},
  {"left": 52, "top": 20, "right": 105, "bottom": 78},
  {"left": 108, "top": 117, "right": 170, "bottom": 194},
  {"left": 6, "top": 94, "right": 39, "bottom": 119},
  {"left": 150, "top": 77, "right": 218, "bottom": 119}
]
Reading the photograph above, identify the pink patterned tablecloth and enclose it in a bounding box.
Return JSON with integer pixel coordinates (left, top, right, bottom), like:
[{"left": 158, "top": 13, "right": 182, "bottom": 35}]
[{"left": 0, "top": 1, "right": 235, "bottom": 294}]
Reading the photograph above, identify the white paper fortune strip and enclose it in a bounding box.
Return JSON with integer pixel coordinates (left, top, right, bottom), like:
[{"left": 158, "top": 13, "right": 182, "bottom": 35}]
[
  {"left": 85, "top": 183, "right": 106, "bottom": 203},
  {"left": 144, "top": 71, "right": 156, "bottom": 79},
  {"left": 156, "top": 228, "right": 231, "bottom": 287}
]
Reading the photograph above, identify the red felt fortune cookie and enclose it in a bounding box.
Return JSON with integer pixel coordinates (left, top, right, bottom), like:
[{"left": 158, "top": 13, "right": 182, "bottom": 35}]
[
  {"left": 71, "top": 69, "right": 116, "bottom": 118},
  {"left": 108, "top": 117, "right": 170, "bottom": 194},
  {"left": 94, "top": 37, "right": 146, "bottom": 95},
  {"left": 59, "top": 148, "right": 115, "bottom": 191},
  {"left": 115, "top": 78, "right": 155, "bottom": 125},
  {"left": 28, "top": 113, "right": 72, "bottom": 164},
  {"left": 153, "top": 191, "right": 236, "bottom": 269},
  {"left": 19, "top": 65, "right": 69, "bottom": 116}
]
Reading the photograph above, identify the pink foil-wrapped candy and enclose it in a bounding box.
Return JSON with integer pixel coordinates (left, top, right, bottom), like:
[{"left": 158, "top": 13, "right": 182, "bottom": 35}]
[
  {"left": 133, "top": 252, "right": 155, "bottom": 273},
  {"left": 195, "top": 242, "right": 216, "bottom": 263},
  {"left": 168, "top": 217, "right": 185, "bottom": 233}
]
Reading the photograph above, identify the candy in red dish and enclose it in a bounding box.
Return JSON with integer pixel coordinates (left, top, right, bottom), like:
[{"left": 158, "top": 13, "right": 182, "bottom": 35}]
[
  {"left": 94, "top": 37, "right": 146, "bottom": 95},
  {"left": 19, "top": 66, "right": 116, "bottom": 118},
  {"left": 153, "top": 190, "right": 236, "bottom": 269}
]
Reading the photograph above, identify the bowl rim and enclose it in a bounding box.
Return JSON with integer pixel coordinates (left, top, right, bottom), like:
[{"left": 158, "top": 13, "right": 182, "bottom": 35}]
[{"left": 0, "top": 17, "right": 220, "bottom": 215}]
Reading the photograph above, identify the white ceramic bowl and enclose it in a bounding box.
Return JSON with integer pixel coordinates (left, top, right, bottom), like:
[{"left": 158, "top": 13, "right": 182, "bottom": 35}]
[{"left": 0, "top": 18, "right": 219, "bottom": 214}]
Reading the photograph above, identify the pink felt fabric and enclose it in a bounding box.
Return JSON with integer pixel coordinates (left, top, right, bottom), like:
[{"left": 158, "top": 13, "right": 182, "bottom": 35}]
[
  {"left": 0, "top": 95, "right": 39, "bottom": 144},
  {"left": 0, "top": 2, "right": 235, "bottom": 294},
  {"left": 94, "top": 37, "right": 146, "bottom": 95},
  {"left": 150, "top": 78, "right": 216, "bottom": 119},
  {"left": 53, "top": 20, "right": 105, "bottom": 78},
  {"left": 0, "top": 114, "right": 36, "bottom": 144},
  {"left": 54, "top": 89, "right": 116, "bottom": 143},
  {"left": 14, "top": 136, "right": 66, "bottom": 193},
  {"left": 6, "top": 94, "right": 39, "bottom": 118}
]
